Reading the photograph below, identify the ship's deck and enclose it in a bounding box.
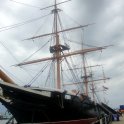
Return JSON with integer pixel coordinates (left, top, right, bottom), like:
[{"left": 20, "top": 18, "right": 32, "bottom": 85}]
[{"left": 112, "top": 116, "right": 124, "bottom": 124}]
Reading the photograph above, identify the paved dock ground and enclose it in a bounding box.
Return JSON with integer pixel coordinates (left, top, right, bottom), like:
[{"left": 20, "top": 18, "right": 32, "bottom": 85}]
[{"left": 112, "top": 116, "right": 124, "bottom": 124}]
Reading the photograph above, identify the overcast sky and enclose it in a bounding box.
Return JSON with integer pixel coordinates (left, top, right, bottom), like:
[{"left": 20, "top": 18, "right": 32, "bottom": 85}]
[{"left": 0, "top": 0, "right": 124, "bottom": 111}]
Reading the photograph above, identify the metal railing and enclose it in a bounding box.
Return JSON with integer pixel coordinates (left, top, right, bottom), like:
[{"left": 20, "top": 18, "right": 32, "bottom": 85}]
[{"left": 92, "top": 114, "right": 112, "bottom": 124}]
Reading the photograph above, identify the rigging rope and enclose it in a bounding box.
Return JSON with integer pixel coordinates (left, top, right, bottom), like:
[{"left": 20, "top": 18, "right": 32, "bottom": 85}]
[
  {"left": 22, "top": 39, "right": 51, "bottom": 62},
  {"left": 0, "top": 65, "right": 23, "bottom": 84},
  {"left": 0, "top": 41, "right": 19, "bottom": 63},
  {"left": 10, "top": 0, "right": 41, "bottom": 9},
  {"left": 55, "top": 12, "right": 83, "bottom": 91},
  {"left": 57, "top": 13, "right": 69, "bottom": 46},
  {"left": 62, "top": 11, "right": 84, "bottom": 27},
  {"left": 0, "top": 14, "right": 51, "bottom": 32},
  {"left": 50, "top": 15, "right": 55, "bottom": 46},
  {"left": 61, "top": 63, "right": 64, "bottom": 89},
  {"left": 0, "top": 41, "right": 33, "bottom": 82},
  {"left": 63, "top": 11, "right": 95, "bottom": 29},
  {"left": 62, "top": 52, "right": 81, "bottom": 91},
  {"left": 65, "top": 38, "right": 101, "bottom": 48},
  {"left": 32, "top": 14, "right": 53, "bottom": 42},
  {"left": 26, "top": 61, "right": 51, "bottom": 86},
  {"left": 44, "top": 60, "right": 54, "bottom": 87}
]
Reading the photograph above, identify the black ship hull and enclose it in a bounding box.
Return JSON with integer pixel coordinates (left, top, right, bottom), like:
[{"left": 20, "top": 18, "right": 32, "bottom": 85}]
[{"left": 0, "top": 81, "right": 98, "bottom": 123}]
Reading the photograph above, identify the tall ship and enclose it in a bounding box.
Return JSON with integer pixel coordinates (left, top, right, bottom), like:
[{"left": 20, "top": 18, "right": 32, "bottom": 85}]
[{"left": 0, "top": 0, "right": 112, "bottom": 123}]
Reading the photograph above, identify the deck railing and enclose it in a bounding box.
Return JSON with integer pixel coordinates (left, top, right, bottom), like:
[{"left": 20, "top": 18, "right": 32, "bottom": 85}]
[{"left": 92, "top": 114, "right": 112, "bottom": 124}]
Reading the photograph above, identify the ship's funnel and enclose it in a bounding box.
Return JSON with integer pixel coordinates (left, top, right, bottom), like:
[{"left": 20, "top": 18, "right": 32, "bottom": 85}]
[{"left": 0, "top": 69, "right": 15, "bottom": 84}]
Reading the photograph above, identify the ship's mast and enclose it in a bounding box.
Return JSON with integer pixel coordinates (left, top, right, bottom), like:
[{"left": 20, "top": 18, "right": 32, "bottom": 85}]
[
  {"left": 53, "top": 0, "right": 61, "bottom": 89},
  {"left": 16, "top": 0, "right": 109, "bottom": 91},
  {"left": 82, "top": 54, "right": 88, "bottom": 96}
]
